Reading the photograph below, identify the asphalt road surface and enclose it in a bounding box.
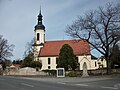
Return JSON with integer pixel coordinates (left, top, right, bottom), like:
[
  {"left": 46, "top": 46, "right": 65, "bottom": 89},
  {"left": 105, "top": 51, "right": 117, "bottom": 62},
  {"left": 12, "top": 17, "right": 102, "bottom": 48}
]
[{"left": 0, "top": 76, "right": 120, "bottom": 90}]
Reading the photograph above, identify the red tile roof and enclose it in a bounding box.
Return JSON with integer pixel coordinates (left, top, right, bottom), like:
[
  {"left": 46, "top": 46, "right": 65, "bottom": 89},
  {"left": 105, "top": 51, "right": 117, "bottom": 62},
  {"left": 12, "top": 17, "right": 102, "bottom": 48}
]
[
  {"left": 10, "top": 64, "right": 21, "bottom": 68},
  {"left": 39, "top": 40, "right": 90, "bottom": 57}
]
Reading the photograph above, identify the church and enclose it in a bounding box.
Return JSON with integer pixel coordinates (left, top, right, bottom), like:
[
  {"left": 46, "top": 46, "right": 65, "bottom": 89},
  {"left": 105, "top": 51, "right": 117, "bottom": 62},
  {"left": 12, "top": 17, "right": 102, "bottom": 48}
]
[{"left": 32, "top": 9, "right": 106, "bottom": 70}]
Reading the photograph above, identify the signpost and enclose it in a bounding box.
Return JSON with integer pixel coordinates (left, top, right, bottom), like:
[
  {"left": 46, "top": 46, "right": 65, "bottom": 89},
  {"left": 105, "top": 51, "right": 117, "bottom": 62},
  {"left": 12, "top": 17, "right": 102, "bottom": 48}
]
[{"left": 57, "top": 68, "right": 65, "bottom": 77}]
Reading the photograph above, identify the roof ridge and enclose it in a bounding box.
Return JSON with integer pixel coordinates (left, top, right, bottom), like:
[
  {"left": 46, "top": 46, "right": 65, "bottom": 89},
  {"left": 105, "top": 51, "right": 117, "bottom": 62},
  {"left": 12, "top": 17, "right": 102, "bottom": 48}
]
[{"left": 45, "top": 39, "right": 82, "bottom": 42}]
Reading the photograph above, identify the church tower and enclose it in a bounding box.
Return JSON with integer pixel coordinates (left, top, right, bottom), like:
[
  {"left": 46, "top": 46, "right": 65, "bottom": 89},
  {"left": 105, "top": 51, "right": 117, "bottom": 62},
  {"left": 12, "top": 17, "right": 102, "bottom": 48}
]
[
  {"left": 34, "top": 8, "right": 45, "bottom": 45},
  {"left": 33, "top": 8, "right": 45, "bottom": 61}
]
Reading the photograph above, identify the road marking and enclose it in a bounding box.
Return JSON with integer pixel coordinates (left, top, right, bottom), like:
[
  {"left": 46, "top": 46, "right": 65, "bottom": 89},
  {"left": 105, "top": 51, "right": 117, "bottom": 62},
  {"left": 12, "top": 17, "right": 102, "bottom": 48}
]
[
  {"left": 114, "top": 83, "right": 120, "bottom": 88},
  {"left": 57, "top": 82, "right": 66, "bottom": 84},
  {"left": 75, "top": 84, "right": 88, "bottom": 87},
  {"left": 101, "top": 86, "right": 118, "bottom": 90},
  {"left": 21, "top": 83, "right": 34, "bottom": 87}
]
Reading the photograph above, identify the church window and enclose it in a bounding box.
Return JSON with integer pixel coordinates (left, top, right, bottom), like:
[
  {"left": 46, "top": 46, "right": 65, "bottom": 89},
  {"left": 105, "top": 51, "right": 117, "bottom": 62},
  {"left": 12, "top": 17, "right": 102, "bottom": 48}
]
[
  {"left": 48, "top": 66, "right": 51, "bottom": 69},
  {"left": 95, "top": 61, "right": 97, "bottom": 67},
  {"left": 76, "top": 57, "right": 78, "bottom": 63},
  {"left": 56, "top": 58, "right": 59, "bottom": 64},
  {"left": 48, "top": 58, "right": 51, "bottom": 64},
  {"left": 37, "top": 33, "right": 39, "bottom": 41}
]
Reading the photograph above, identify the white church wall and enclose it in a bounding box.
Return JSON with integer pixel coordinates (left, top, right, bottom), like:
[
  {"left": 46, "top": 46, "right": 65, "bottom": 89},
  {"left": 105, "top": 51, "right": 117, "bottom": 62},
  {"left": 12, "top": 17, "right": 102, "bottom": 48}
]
[
  {"left": 97, "top": 58, "right": 107, "bottom": 68},
  {"left": 49, "top": 57, "right": 57, "bottom": 70},
  {"left": 78, "top": 55, "right": 99, "bottom": 70},
  {"left": 103, "top": 59, "right": 107, "bottom": 67},
  {"left": 39, "top": 54, "right": 97, "bottom": 70},
  {"left": 90, "top": 60, "right": 99, "bottom": 69},
  {"left": 40, "top": 57, "right": 57, "bottom": 70},
  {"left": 40, "top": 55, "right": 99, "bottom": 70},
  {"left": 79, "top": 56, "right": 91, "bottom": 70},
  {"left": 38, "top": 55, "right": 107, "bottom": 71},
  {"left": 40, "top": 57, "right": 48, "bottom": 70}
]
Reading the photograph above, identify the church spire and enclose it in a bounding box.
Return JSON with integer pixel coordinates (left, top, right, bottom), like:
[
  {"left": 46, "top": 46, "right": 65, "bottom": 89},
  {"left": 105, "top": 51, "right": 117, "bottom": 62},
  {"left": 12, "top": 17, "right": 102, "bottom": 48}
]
[
  {"left": 39, "top": 6, "right": 42, "bottom": 16},
  {"left": 35, "top": 7, "right": 45, "bottom": 30}
]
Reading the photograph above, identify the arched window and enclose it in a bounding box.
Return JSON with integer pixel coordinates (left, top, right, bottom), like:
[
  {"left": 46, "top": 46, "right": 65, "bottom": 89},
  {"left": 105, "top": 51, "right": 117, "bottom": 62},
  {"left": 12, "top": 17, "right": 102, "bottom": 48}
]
[
  {"left": 48, "top": 58, "right": 51, "bottom": 64},
  {"left": 37, "top": 33, "right": 39, "bottom": 41}
]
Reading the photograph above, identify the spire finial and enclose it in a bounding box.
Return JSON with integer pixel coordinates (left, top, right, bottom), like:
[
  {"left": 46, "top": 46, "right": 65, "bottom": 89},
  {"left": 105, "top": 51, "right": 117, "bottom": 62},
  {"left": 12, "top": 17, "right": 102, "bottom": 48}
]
[
  {"left": 40, "top": 5, "right": 41, "bottom": 14},
  {"left": 38, "top": 5, "right": 42, "bottom": 16}
]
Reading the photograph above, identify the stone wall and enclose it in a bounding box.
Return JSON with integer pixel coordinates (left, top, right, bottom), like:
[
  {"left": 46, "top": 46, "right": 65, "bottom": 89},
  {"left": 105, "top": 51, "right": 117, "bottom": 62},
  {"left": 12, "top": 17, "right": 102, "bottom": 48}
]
[
  {"left": 4, "top": 67, "right": 48, "bottom": 76},
  {"left": 3, "top": 67, "right": 120, "bottom": 76},
  {"left": 77, "top": 68, "right": 120, "bottom": 75}
]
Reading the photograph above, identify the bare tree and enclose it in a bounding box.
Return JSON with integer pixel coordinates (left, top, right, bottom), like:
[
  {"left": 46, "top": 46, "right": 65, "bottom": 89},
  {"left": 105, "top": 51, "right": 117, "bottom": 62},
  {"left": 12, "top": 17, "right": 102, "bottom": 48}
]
[
  {"left": 0, "top": 35, "right": 14, "bottom": 61},
  {"left": 24, "top": 39, "right": 34, "bottom": 57},
  {"left": 0, "top": 35, "right": 14, "bottom": 70},
  {"left": 66, "top": 3, "right": 120, "bottom": 74}
]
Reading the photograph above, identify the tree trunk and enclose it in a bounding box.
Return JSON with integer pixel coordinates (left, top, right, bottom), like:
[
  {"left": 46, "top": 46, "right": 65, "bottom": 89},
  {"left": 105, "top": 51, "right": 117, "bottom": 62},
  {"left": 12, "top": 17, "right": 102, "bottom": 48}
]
[{"left": 106, "top": 57, "right": 111, "bottom": 74}]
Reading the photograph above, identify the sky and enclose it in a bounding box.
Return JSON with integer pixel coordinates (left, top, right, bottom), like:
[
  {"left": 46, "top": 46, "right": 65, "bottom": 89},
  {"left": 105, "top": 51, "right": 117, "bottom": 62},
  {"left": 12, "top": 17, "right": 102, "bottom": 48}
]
[{"left": 0, "top": 0, "right": 119, "bottom": 60}]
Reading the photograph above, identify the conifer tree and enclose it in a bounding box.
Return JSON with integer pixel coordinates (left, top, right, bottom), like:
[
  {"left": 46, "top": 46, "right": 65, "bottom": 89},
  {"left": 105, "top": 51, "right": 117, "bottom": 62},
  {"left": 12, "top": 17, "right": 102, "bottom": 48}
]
[{"left": 58, "top": 44, "right": 77, "bottom": 70}]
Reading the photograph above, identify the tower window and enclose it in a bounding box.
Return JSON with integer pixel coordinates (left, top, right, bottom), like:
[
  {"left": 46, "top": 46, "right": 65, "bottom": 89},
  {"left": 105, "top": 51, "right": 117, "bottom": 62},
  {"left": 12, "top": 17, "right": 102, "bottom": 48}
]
[
  {"left": 95, "top": 61, "right": 97, "bottom": 67},
  {"left": 48, "top": 58, "right": 51, "bottom": 64},
  {"left": 37, "top": 33, "right": 39, "bottom": 41}
]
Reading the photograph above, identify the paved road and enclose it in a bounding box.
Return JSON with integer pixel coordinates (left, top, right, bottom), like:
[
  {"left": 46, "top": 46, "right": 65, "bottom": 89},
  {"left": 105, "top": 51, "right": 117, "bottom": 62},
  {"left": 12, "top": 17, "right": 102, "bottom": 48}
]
[{"left": 0, "top": 76, "right": 120, "bottom": 90}]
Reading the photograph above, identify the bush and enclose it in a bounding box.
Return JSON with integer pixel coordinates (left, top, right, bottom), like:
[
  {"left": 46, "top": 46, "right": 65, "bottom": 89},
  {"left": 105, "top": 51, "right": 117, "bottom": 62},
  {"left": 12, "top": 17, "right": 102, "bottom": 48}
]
[
  {"left": 43, "top": 70, "right": 56, "bottom": 76},
  {"left": 30, "top": 61, "right": 42, "bottom": 69},
  {"left": 67, "top": 71, "right": 77, "bottom": 77}
]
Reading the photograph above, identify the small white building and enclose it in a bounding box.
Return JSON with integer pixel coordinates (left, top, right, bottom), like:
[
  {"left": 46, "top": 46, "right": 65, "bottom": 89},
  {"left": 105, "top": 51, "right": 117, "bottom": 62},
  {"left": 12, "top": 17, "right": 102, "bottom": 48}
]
[{"left": 33, "top": 9, "right": 106, "bottom": 70}]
